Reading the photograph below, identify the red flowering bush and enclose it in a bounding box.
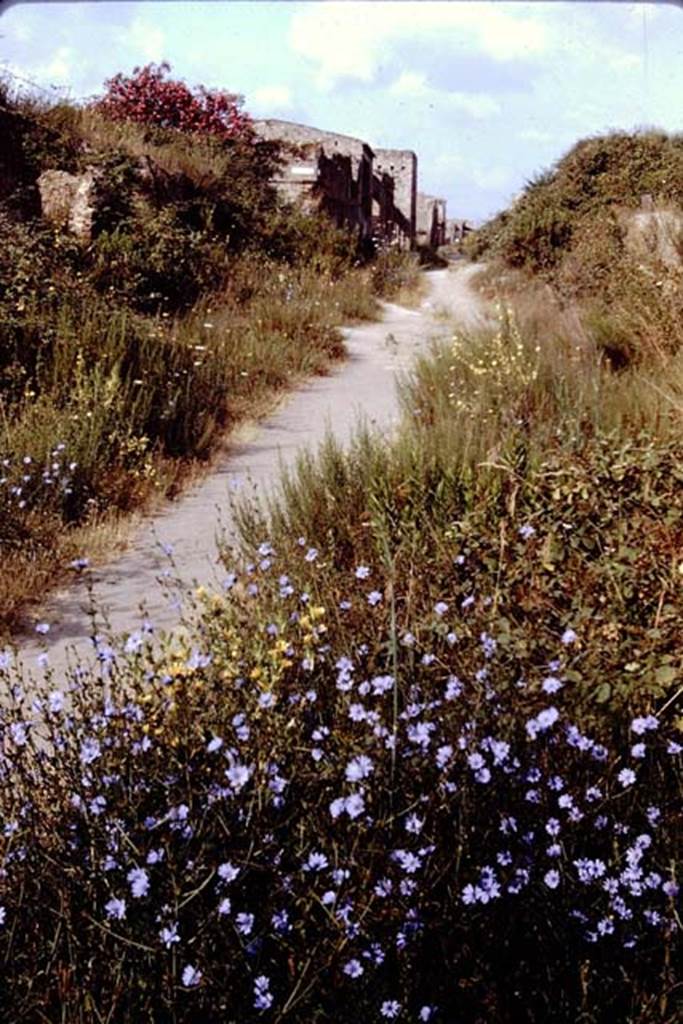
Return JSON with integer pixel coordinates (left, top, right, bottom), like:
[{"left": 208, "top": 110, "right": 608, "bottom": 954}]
[{"left": 94, "top": 61, "right": 252, "bottom": 143}]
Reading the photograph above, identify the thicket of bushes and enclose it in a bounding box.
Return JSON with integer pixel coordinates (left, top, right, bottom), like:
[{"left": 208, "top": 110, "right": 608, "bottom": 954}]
[
  {"left": 466, "top": 130, "right": 683, "bottom": 370},
  {"left": 466, "top": 130, "right": 683, "bottom": 282}
]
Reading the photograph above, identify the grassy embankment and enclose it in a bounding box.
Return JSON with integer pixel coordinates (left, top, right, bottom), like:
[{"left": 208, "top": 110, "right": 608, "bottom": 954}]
[
  {"left": 465, "top": 129, "right": 683, "bottom": 368},
  {"left": 0, "top": 84, "right": 420, "bottom": 636},
  {"left": 0, "top": 130, "right": 680, "bottom": 1021}
]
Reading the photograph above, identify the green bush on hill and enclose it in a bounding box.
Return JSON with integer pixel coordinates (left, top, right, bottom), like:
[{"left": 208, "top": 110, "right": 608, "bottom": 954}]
[
  {"left": 466, "top": 130, "right": 683, "bottom": 287},
  {"left": 466, "top": 130, "right": 683, "bottom": 371}
]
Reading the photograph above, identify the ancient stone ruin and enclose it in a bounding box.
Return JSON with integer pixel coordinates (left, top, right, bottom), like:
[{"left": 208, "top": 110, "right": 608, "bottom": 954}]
[
  {"left": 254, "top": 119, "right": 376, "bottom": 243},
  {"left": 35, "top": 117, "right": 452, "bottom": 253},
  {"left": 373, "top": 148, "right": 418, "bottom": 250},
  {"left": 621, "top": 195, "right": 682, "bottom": 270},
  {"left": 37, "top": 167, "right": 101, "bottom": 243},
  {"left": 416, "top": 193, "right": 447, "bottom": 249},
  {"left": 253, "top": 119, "right": 440, "bottom": 251}
]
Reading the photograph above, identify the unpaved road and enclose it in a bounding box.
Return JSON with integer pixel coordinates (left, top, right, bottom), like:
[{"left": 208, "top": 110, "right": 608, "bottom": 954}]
[{"left": 13, "top": 264, "right": 485, "bottom": 679}]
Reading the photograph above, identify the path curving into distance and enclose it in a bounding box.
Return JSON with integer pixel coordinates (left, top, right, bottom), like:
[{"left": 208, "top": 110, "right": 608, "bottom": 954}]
[{"left": 12, "top": 264, "right": 486, "bottom": 681}]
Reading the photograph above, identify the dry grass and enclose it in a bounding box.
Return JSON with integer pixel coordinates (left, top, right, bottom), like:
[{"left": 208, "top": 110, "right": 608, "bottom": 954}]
[
  {"left": 387, "top": 272, "right": 429, "bottom": 310},
  {"left": 76, "top": 107, "right": 241, "bottom": 186},
  {"left": 475, "top": 251, "right": 683, "bottom": 373}
]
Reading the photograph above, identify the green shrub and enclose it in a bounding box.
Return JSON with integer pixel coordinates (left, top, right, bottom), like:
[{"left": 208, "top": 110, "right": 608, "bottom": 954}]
[
  {"left": 468, "top": 129, "right": 683, "bottom": 295},
  {"left": 89, "top": 206, "right": 229, "bottom": 313}
]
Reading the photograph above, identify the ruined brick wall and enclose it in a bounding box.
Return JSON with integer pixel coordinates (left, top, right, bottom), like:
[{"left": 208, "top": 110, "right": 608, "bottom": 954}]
[
  {"left": 318, "top": 151, "right": 356, "bottom": 229},
  {"left": 434, "top": 198, "right": 447, "bottom": 247},
  {"left": 371, "top": 171, "right": 395, "bottom": 242},
  {"left": 254, "top": 122, "right": 426, "bottom": 251},
  {"left": 253, "top": 120, "right": 374, "bottom": 240},
  {"left": 446, "top": 218, "right": 472, "bottom": 245},
  {"left": 265, "top": 142, "right": 324, "bottom": 214},
  {"left": 417, "top": 192, "right": 447, "bottom": 249},
  {"left": 374, "top": 149, "right": 417, "bottom": 250}
]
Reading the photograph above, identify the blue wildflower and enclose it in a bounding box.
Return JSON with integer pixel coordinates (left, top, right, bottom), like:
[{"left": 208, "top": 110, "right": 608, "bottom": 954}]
[
  {"left": 104, "top": 897, "right": 126, "bottom": 921},
  {"left": 254, "top": 975, "right": 273, "bottom": 1011},
  {"left": 181, "top": 964, "right": 202, "bottom": 987},
  {"left": 343, "top": 959, "right": 364, "bottom": 978},
  {"left": 380, "top": 1001, "right": 401, "bottom": 1019},
  {"left": 127, "top": 868, "right": 150, "bottom": 898},
  {"left": 159, "top": 923, "right": 180, "bottom": 948}
]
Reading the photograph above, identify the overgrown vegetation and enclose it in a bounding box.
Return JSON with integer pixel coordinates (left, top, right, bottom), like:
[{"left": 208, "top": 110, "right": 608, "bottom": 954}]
[
  {"left": 0, "top": 70, "right": 419, "bottom": 634},
  {"left": 466, "top": 130, "right": 683, "bottom": 278},
  {"left": 1, "top": 82, "right": 680, "bottom": 1024},
  {"left": 466, "top": 130, "right": 683, "bottom": 368},
  {"left": 1, "top": 297, "right": 681, "bottom": 1022}
]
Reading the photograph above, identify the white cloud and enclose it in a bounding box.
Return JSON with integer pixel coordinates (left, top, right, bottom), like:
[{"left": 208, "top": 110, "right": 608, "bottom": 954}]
[
  {"left": 388, "top": 71, "right": 500, "bottom": 120},
  {"left": 9, "top": 22, "right": 34, "bottom": 44},
  {"left": 126, "top": 17, "right": 166, "bottom": 64},
  {"left": 389, "top": 71, "right": 429, "bottom": 97},
  {"left": 433, "top": 152, "right": 466, "bottom": 176},
  {"left": 289, "top": 2, "right": 553, "bottom": 88},
  {"left": 469, "top": 6, "right": 550, "bottom": 60},
  {"left": 448, "top": 91, "right": 501, "bottom": 119},
  {"left": 40, "top": 47, "right": 74, "bottom": 85},
  {"left": 289, "top": 6, "right": 377, "bottom": 88},
  {"left": 250, "top": 84, "right": 293, "bottom": 111},
  {"left": 626, "top": 3, "right": 661, "bottom": 29},
  {"left": 609, "top": 51, "right": 641, "bottom": 73}
]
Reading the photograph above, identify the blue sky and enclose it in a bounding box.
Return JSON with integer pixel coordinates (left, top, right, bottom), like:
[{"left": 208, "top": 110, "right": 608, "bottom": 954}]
[{"left": 1, "top": 1, "right": 682, "bottom": 221}]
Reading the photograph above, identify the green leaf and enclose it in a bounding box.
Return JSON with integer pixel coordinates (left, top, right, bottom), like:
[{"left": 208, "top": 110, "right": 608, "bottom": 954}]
[
  {"left": 655, "top": 665, "right": 677, "bottom": 686},
  {"left": 594, "top": 682, "right": 612, "bottom": 704}
]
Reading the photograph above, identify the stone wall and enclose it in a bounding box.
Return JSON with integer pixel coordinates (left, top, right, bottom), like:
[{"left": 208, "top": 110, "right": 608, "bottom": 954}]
[
  {"left": 416, "top": 193, "right": 447, "bottom": 249},
  {"left": 371, "top": 170, "right": 395, "bottom": 244},
  {"left": 254, "top": 119, "right": 375, "bottom": 241},
  {"left": 254, "top": 120, "right": 430, "bottom": 251},
  {"left": 374, "top": 149, "right": 417, "bottom": 250},
  {"left": 446, "top": 218, "right": 473, "bottom": 245},
  {"left": 621, "top": 199, "right": 682, "bottom": 269},
  {"left": 37, "top": 167, "right": 100, "bottom": 243}
]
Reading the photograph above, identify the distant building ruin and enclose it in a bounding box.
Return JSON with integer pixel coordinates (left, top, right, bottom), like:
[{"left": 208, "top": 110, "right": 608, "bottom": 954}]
[
  {"left": 253, "top": 119, "right": 423, "bottom": 251},
  {"left": 416, "top": 193, "right": 447, "bottom": 249},
  {"left": 446, "top": 217, "right": 473, "bottom": 245}
]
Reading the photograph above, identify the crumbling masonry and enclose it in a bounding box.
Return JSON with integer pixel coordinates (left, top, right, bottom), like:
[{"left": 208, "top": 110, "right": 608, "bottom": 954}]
[
  {"left": 253, "top": 119, "right": 438, "bottom": 251},
  {"left": 416, "top": 193, "right": 447, "bottom": 249}
]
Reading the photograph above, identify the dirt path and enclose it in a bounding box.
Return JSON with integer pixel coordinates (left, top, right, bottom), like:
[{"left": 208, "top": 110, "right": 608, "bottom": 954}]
[{"left": 13, "top": 264, "right": 486, "bottom": 679}]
